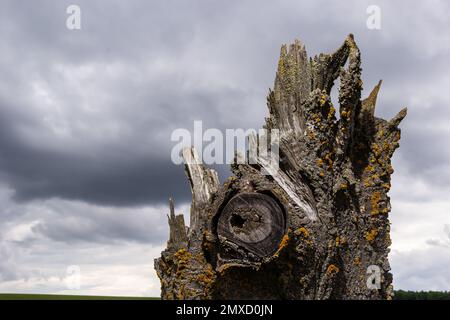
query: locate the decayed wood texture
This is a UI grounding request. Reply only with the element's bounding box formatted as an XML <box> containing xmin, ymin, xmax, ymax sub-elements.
<box><xmin>154</xmin><ymin>34</ymin><xmax>406</xmax><ymax>299</ymax></box>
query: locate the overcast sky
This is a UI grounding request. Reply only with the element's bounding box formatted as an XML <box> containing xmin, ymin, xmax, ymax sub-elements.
<box><xmin>0</xmin><ymin>0</ymin><xmax>449</xmax><ymax>296</ymax></box>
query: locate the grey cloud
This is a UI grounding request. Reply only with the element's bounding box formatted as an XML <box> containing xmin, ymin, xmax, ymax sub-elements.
<box><xmin>1</xmin><ymin>0</ymin><xmax>449</xmax><ymax>207</ymax></box>
<box><xmin>0</xmin><ymin>244</ymin><xmax>20</xmax><ymax>281</ymax></box>
<box><xmin>31</xmin><ymin>206</ymin><xmax>168</xmax><ymax>245</ymax></box>
<box><xmin>391</xmin><ymin>246</ymin><xmax>450</xmax><ymax>291</ymax></box>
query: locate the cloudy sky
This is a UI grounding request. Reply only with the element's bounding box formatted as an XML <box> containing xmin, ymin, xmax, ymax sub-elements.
<box><xmin>0</xmin><ymin>0</ymin><xmax>449</xmax><ymax>296</ymax></box>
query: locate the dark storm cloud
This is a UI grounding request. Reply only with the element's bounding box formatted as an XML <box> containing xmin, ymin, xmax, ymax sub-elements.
<box><xmin>0</xmin><ymin>94</ymin><xmax>192</xmax><ymax>206</ymax></box>
<box><xmin>0</xmin><ymin>0</ymin><xmax>447</xmax><ymax>208</ymax></box>
<box><xmin>0</xmin><ymin>0</ymin><xmax>279</xmax><ymax>206</ymax></box>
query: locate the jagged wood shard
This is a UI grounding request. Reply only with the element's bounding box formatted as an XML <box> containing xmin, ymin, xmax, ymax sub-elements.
<box><xmin>155</xmin><ymin>34</ymin><xmax>406</xmax><ymax>300</ymax></box>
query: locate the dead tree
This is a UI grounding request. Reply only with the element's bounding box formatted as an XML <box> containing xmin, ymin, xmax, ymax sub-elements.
<box><xmin>154</xmin><ymin>34</ymin><xmax>406</xmax><ymax>299</ymax></box>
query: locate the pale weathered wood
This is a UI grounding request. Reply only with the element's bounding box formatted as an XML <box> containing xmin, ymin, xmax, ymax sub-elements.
<box><xmin>182</xmin><ymin>147</ymin><xmax>220</xmax><ymax>238</ymax></box>
<box><xmin>217</xmin><ymin>192</ymin><xmax>286</xmax><ymax>258</ymax></box>
<box><xmin>166</xmin><ymin>197</ymin><xmax>188</xmax><ymax>250</ymax></box>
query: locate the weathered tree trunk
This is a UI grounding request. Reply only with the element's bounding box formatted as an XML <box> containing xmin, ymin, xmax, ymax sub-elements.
<box><xmin>154</xmin><ymin>35</ymin><xmax>406</xmax><ymax>299</ymax></box>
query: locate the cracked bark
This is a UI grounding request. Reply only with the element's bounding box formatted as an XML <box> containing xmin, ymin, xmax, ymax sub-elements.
<box><xmin>154</xmin><ymin>34</ymin><xmax>406</xmax><ymax>300</ymax></box>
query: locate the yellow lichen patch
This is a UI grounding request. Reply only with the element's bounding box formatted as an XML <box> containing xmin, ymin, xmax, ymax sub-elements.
<box><xmin>341</xmin><ymin>110</ymin><xmax>348</xmax><ymax>119</ymax></box>
<box><xmin>174</xmin><ymin>247</ymin><xmax>191</xmax><ymax>259</ymax></box>
<box><xmin>328</xmin><ymin>105</ymin><xmax>336</xmax><ymax>121</ymax></box>
<box><xmin>313</xmin><ymin>113</ymin><xmax>321</xmax><ymax>124</ymax></box>
<box><xmin>365</xmin><ymin>229</ymin><xmax>378</xmax><ymax>242</ymax></box>
<box><xmin>339</xmin><ymin>182</ymin><xmax>348</xmax><ymax>190</ymax></box>
<box><xmin>382</xmin><ymin>182</ymin><xmax>391</xmax><ymax>190</ymax></box>
<box><xmin>364</xmin><ymin>164</ymin><xmax>375</xmax><ymax>174</ymax></box>
<box><xmin>335</xmin><ymin>236</ymin><xmax>346</xmax><ymax>247</ymax></box>
<box><xmin>273</xmin><ymin>234</ymin><xmax>290</xmax><ymax>258</ymax></box>
<box><xmin>323</xmin><ymin>153</ymin><xmax>333</xmax><ymax>169</ymax></box>
<box><xmin>353</xmin><ymin>256</ymin><xmax>361</xmax><ymax>266</ymax></box>
<box><xmin>326</xmin><ymin>264</ymin><xmax>340</xmax><ymax>275</ymax></box>
<box><xmin>317</xmin><ymin>158</ymin><xmax>324</xmax><ymax>167</ymax></box>
<box><xmin>363</xmin><ymin>178</ymin><xmax>372</xmax><ymax>188</ymax></box>
<box><xmin>277</xmin><ymin>57</ymin><xmax>285</xmax><ymax>76</ymax></box>
<box><xmin>197</xmin><ymin>268</ymin><xmax>215</xmax><ymax>287</ymax></box>
<box><xmin>319</xmin><ymin>171</ymin><xmax>325</xmax><ymax>177</ymax></box>
<box><xmin>319</xmin><ymin>94</ymin><xmax>327</xmax><ymax>107</ymax></box>
<box><xmin>174</xmin><ymin>248</ymin><xmax>192</xmax><ymax>276</ymax></box>
<box><xmin>370</xmin><ymin>191</ymin><xmax>382</xmax><ymax>215</ymax></box>
<box><xmin>294</xmin><ymin>227</ymin><xmax>309</xmax><ymax>238</ymax></box>
<box><xmin>371</xmin><ymin>143</ymin><xmax>382</xmax><ymax>157</ymax></box>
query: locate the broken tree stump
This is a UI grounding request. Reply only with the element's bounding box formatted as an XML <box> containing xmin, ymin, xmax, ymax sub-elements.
<box><xmin>154</xmin><ymin>34</ymin><xmax>406</xmax><ymax>299</ymax></box>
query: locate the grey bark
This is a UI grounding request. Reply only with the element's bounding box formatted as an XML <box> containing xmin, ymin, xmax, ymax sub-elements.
<box><xmin>154</xmin><ymin>34</ymin><xmax>406</xmax><ymax>299</ymax></box>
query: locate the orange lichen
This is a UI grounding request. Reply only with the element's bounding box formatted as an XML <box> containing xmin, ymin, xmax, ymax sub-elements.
<box><xmin>370</xmin><ymin>191</ymin><xmax>382</xmax><ymax>215</ymax></box>
<box><xmin>273</xmin><ymin>234</ymin><xmax>290</xmax><ymax>258</ymax></box>
<box><xmin>365</xmin><ymin>229</ymin><xmax>378</xmax><ymax>242</ymax></box>
<box><xmin>174</xmin><ymin>248</ymin><xmax>192</xmax><ymax>276</ymax></box>
<box><xmin>294</xmin><ymin>227</ymin><xmax>309</xmax><ymax>238</ymax></box>
<box><xmin>197</xmin><ymin>268</ymin><xmax>215</xmax><ymax>287</ymax></box>
<box><xmin>341</xmin><ymin>110</ymin><xmax>348</xmax><ymax>119</ymax></box>
<box><xmin>326</xmin><ymin>264</ymin><xmax>340</xmax><ymax>275</ymax></box>
<box><xmin>323</xmin><ymin>153</ymin><xmax>333</xmax><ymax>169</ymax></box>
<box><xmin>317</xmin><ymin>158</ymin><xmax>324</xmax><ymax>167</ymax></box>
